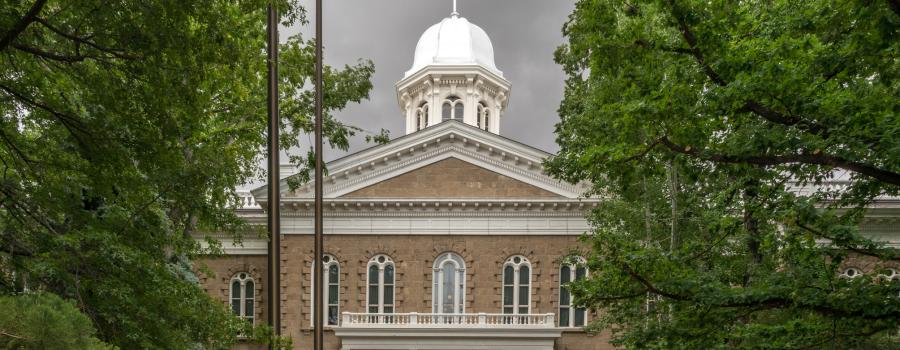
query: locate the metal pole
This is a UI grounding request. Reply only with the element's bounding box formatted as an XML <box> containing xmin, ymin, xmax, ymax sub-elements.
<box><xmin>266</xmin><ymin>3</ymin><xmax>282</xmax><ymax>346</ymax></box>
<box><xmin>313</xmin><ymin>0</ymin><xmax>325</xmax><ymax>349</ymax></box>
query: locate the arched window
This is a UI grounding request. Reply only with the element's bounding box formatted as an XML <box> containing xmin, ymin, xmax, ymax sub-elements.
<box><xmin>881</xmin><ymin>268</ymin><xmax>899</xmax><ymax>281</ymax></box>
<box><xmin>502</xmin><ymin>255</ymin><xmax>531</xmax><ymax>315</ymax></box>
<box><xmin>442</xmin><ymin>102</ymin><xmax>452</xmax><ymax>121</ymax></box>
<box><xmin>311</xmin><ymin>254</ymin><xmax>340</xmax><ymax>326</ymax></box>
<box><xmin>442</xmin><ymin>96</ymin><xmax>463</xmax><ymax>122</ymax></box>
<box><xmin>432</xmin><ymin>252</ymin><xmax>466</xmax><ymax>314</ymax></box>
<box><xmin>477</xmin><ymin>102</ymin><xmax>491</xmax><ymax>130</ymax></box>
<box><xmin>416</xmin><ymin>102</ymin><xmax>429</xmax><ymax>131</ymax></box>
<box><xmin>454</xmin><ymin>102</ymin><xmax>464</xmax><ymax>121</ymax></box>
<box><xmin>476</xmin><ymin>103</ymin><xmax>484</xmax><ymax>129</ymax></box>
<box><xmin>230</xmin><ymin>273</ymin><xmax>255</xmax><ymax>324</ymax></box>
<box><xmin>559</xmin><ymin>257</ymin><xmax>588</xmax><ymax>327</ymax></box>
<box><xmin>367</xmin><ymin>255</ymin><xmax>395</xmax><ymax>314</ymax></box>
<box><xmin>880</xmin><ymin>268</ymin><xmax>900</xmax><ymax>297</ymax></box>
<box><xmin>840</xmin><ymin>267</ymin><xmax>862</xmax><ymax>279</ymax></box>
<box><xmin>416</xmin><ymin>111</ymin><xmax>423</xmax><ymax>132</ymax></box>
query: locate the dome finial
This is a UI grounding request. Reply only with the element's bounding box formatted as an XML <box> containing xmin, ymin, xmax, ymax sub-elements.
<box><xmin>451</xmin><ymin>0</ymin><xmax>459</xmax><ymax>18</ymax></box>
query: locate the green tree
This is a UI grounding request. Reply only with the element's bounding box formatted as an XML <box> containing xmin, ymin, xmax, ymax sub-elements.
<box><xmin>550</xmin><ymin>0</ymin><xmax>899</xmax><ymax>348</ymax></box>
<box><xmin>0</xmin><ymin>0</ymin><xmax>374</xmax><ymax>348</ymax></box>
<box><xmin>0</xmin><ymin>293</ymin><xmax>114</xmax><ymax>350</ymax></box>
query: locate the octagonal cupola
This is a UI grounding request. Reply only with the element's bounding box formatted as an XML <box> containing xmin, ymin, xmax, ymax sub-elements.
<box><xmin>396</xmin><ymin>3</ymin><xmax>511</xmax><ymax>135</ymax></box>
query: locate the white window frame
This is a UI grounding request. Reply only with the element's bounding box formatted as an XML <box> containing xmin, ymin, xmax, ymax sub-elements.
<box><xmin>230</xmin><ymin>273</ymin><xmax>255</xmax><ymax>324</ymax></box>
<box><xmin>416</xmin><ymin>102</ymin><xmax>429</xmax><ymax>131</ymax></box>
<box><xmin>559</xmin><ymin>257</ymin><xmax>588</xmax><ymax>327</ymax></box>
<box><xmin>442</xmin><ymin>96</ymin><xmax>463</xmax><ymax>122</ymax></box>
<box><xmin>432</xmin><ymin>252</ymin><xmax>466</xmax><ymax>314</ymax></box>
<box><xmin>367</xmin><ymin>254</ymin><xmax>395</xmax><ymax>314</ymax></box>
<box><xmin>310</xmin><ymin>254</ymin><xmax>340</xmax><ymax>326</ymax></box>
<box><xmin>880</xmin><ymin>268</ymin><xmax>899</xmax><ymax>281</ymax></box>
<box><xmin>880</xmin><ymin>268</ymin><xmax>900</xmax><ymax>297</ymax></box>
<box><xmin>501</xmin><ymin>255</ymin><xmax>532</xmax><ymax>315</ymax></box>
<box><xmin>840</xmin><ymin>267</ymin><xmax>862</xmax><ymax>279</ymax></box>
<box><xmin>477</xmin><ymin>102</ymin><xmax>490</xmax><ymax>131</ymax></box>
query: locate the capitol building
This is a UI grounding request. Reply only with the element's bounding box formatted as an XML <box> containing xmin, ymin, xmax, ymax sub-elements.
<box><xmin>198</xmin><ymin>7</ymin><xmax>614</xmax><ymax>350</ymax></box>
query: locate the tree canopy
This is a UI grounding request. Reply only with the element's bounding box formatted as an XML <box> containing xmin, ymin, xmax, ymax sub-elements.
<box><xmin>0</xmin><ymin>0</ymin><xmax>373</xmax><ymax>348</ymax></box>
<box><xmin>550</xmin><ymin>0</ymin><xmax>899</xmax><ymax>348</ymax></box>
<box><xmin>0</xmin><ymin>293</ymin><xmax>114</xmax><ymax>350</ymax></box>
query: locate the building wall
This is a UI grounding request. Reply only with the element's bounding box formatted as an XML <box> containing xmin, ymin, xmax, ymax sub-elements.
<box><xmin>198</xmin><ymin>234</ymin><xmax>614</xmax><ymax>350</ymax></box>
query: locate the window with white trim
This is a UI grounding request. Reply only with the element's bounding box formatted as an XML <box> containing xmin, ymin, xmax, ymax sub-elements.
<box><xmin>559</xmin><ymin>257</ymin><xmax>588</xmax><ymax>327</ymax></box>
<box><xmin>367</xmin><ymin>255</ymin><xmax>395</xmax><ymax>314</ymax></box>
<box><xmin>230</xmin><ymin>273</ymin><xmax>254</xmax><ymax>324</ymax></box>
<box><xmin>442</xmin><ymin>96</ymin><xmax>463</xmax><ymax>122</ymax></box>
<box><xmin>881</xmin><ymin>268</ymin><xmax>899</xmax><ymax>281</ymax></box>
<box><xmin>477</xmin><ymin>102</ymin><xmax>490</xmax><ymax>131</ymax></box>
<box><xmin>310</xmin><ymin>254</ymin><xmax>340</xmax><ymax>326</ymax></box>
<box><xmin>432</xmin><ymin>252</ymin><xmax>466</xmax><ymax>314</ymax></box>
<box><xmin>415</xmin><ymin>102</ymin><xmax>428</xmax><ymax>131</ymax></box>
<box><xmin>840</xmin><ymin>267</ymin><xmax>862</xmax><ymax>279</ymax></box>
<box><xmin>881</xmin><ymin>268</ymin><xmax>900</xmax><ymax>297</ymax></box>
<box><xmin>502</xmin><ymin>255</ymin><xmax>531</xmax><ymax>314</ymax></box>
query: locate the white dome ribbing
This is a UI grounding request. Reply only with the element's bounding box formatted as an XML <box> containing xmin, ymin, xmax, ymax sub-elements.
<box><xmin>404</xmin><ymin>14</ymin><xmax>502</xmax><ymax>78</ymax></box>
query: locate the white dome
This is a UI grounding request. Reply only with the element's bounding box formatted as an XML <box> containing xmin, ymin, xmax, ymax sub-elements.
<box><xmin>405</xmin><ymin>15</ymin><xmax>502</xmax><ymax>78</ymax></box>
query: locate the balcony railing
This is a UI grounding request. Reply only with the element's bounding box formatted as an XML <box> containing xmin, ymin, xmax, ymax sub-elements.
<box><xmin>340</xmin><ymin>312</ymin><xmax>556</xmax><ymax>328</ymax></box>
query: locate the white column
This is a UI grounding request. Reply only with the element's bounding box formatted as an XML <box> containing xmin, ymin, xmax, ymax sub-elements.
<box><xmin>464</xmin><ymin>74</ymin><xmax>476</xmax><ymax>126</ymax></box>
<box><xmin>430</xmin><ymin>76</ymin><xmax>442</xmax><ymax>125</ymax></box>
<box><xmin>404</xmin><ymin>101</ymin><xmax>413</xmax><ymax>134</ymax></box>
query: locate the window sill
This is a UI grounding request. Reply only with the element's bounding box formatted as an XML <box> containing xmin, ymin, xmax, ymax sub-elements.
<box><xmin>559</xmin><ymin>327</ymin><xmax>589</xmax><ymax>334</ymax></box>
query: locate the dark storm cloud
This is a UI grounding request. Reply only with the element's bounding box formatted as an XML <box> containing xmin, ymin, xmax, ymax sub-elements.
<box><xmin>289</xmin><ymin>0</ymin><xmax>575</xmax><ymax>158</ymax></box>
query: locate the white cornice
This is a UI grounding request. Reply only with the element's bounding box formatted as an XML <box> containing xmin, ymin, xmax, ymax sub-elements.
<box><xmin>237</xmin><ymin>198</ymin><xmax>597</xmax><ymax>217</ymax></box>
<box><xmin>237</xmin><ymin>216</ymin><xmax>592</xmax><ymax>236</ymax></box>
<box><xmin>396</xmin><ymin>65</ymin><xmax>510</xmax><ymax>94</ymax></box>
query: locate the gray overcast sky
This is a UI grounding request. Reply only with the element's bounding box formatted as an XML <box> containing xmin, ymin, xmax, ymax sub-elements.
<box><xmin>289</xmin><ymin>0</ymin><xmax>576</xmax><ymax>157</ymax></box>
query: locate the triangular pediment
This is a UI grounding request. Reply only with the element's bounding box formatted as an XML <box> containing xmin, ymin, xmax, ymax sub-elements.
<box><xmin>341</xmin><ymin>158</ymin><xmax>564</xmax><ymax>199</ymax></box>
<box><xmin>252</xmin><ymin>121</ymin><xmax>589</xmax><ymax>204</ymax></box>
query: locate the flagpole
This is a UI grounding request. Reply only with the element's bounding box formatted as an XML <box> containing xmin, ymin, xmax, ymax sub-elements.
<box><xmin>313</xmin><ymin>0</ymin><xmax>325</xmax><ymax>348</ymax></box>
<box><xmin>265</xmin><ymin>2</ymin><xmax>282</xmax><ymax>346</ymax></box>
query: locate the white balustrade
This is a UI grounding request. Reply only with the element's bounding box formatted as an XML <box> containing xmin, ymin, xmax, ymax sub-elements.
<box><xmin>340</xmin><ymin>312</ymin><xmax>555</xmax><ymax>328</ymax></box>
<box><xmin>234</xmin><ymin>192</ymin><xmax>258</xmax><ymax>209</ymax></box>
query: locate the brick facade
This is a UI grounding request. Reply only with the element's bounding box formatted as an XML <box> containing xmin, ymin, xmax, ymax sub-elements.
<box><xmin>198</xmin><ymin>234</ymin><xmax>615</xmax><ymax>350</ymax></box>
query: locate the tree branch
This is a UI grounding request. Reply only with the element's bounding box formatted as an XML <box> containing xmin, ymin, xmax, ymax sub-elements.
<box><xmin>11</xmin><ymin>43</ymin><xmax>87</xmax><ymax>62</ymax></box>
<box><xmin>665</xmin><ymin>0</ymin><xmax>838</xmax><ymax>140</ymax></box>
<box><xmin>659</xmin><ymin>136</ymin><xmax>900</xmax><ymax>186</ymax></box>
<box><xmin>633</xmin><ymin>39</ymin><xmax>693</xmax><ymax>55</ymax></box>
<box><xmin>620</xmin><ymin>263</ymin><xmax>900</xmax><ymax>320</ymax></box>
<box><xmin>622</xmin><ymin>138</ymin><xmax>663</xmax><ymax>162</ymax></box>
<box><xmin>34</xmin><ymin>17</ymin><xmax>135</xmax><ymax>60</ymax></box>
<box><xmin>0</xmin><ymin>0</ymin><xmax>48</xmax><ymax>51</ymax></box>
<box><xmin>0</xmin><ymin>330</ymin><xmax>28</xmax><ymax>340</ymax></box>
<box><xmin>739</xmin><ymin>101</ymin><xmax>829</xmax><ymax>138</ymax></box>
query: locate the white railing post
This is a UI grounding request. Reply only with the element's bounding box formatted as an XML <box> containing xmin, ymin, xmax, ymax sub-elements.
<box><xmin>340</xmin><ymin>312</ymin><xmax>556</xmax><ymax>328</ymax></box>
